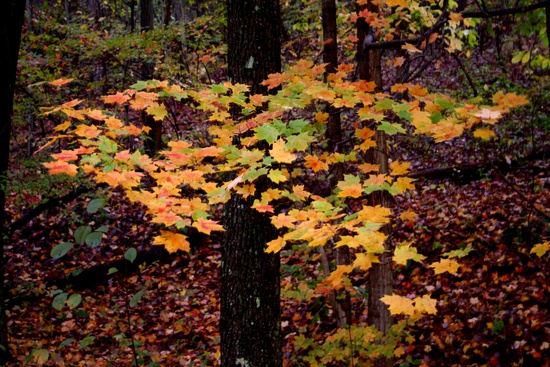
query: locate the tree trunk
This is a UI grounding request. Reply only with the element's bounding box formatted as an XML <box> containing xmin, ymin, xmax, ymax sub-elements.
<box><xmin>139</xmin><ymin>0</ymin><xmax>162</xmax><ymax>156</ymax></box>
<box><xmin>222</xmin><ymin>1</ymin><xmax>282</xmax><ymax>366</ymax></box>
<box><xmin>0</xmin><ymin>0</ymin><xmax>26</xmax><ymax>363</ymax></box>
<box><xmin>356</xmin><ymin>2</ymin><xmax>393</xmax><ymax>366</ymax></box>
<box><xmin>321</xmin><ymin>0</ymin><xmax>352</xmax><ymax>329</ymax></box>
<box><xmin>163</xmin><ymin>0</ymin><xmax>172</xmax><ymax>26</ymax></box>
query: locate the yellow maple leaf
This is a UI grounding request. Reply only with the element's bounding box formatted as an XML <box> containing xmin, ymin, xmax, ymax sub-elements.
<box><xmin>410</xmin><ymin>109</ymin><xmax>432</xmax><ymax>131</ymax></box>
<box><xmin>449</xmin><ymin>12</ymin><xmax>464</xmax><ymax>22</ymax></box>
<box><xmin>413</xmin><ymin>294</ymin><xmax>438</xmax><ymax>314</ymax></box>
<box><xmin>153</xmin><ymin>230</ymin><xmax>190</xmax><ymax>253</ymax></box>
<box><xmin>390</xmin><ymin>160</ymin><xmax>411</xmax><ymax>176</ymax></box>
<box><xmin>353</xmin><ymin>252</ymin><xmax>380</xmax><ymax>270</ymax></box>
<box><xmin>315</xmin><ymin>111</ymin><xmax>329</xmax><ymax>124</ymax></box>
<box><xmin>337</xmin><ymin>178</ymin><xmax>363</xmax><ymax>198</ymax></box>
<box><xmin>530</xmin><ymin>241</ymin><xmax>550</xmax><ymax>257</ymax></box>
<box><xmin>270</xmin><ymin>139</ymin><xmax>296</xmax><ymax>164</ymax></box>
<box><xmin>393</xmin><ymin>243</ymin><xmax>426</xmax><ymax>265</ymax></box>
<box><xmin>386</xmin><ymin>0</ymin><xmax>408</xmax><ymax>7</ymax></box>
<box><xmin>429</xmin><ymin>258</ymin><xmax>460</xmax><ymax>275</ymax></box>
<box><xmin>393</xmin><ymin>176</ymin><xmax>416</xmax><ymax>193</ymax></box>
<box><xmin>492</xmin><ymin>92</ymin><xmax>529</xmax><ymax>109</ymax></box>
<box><xmin>380</xmin><ymin>294</ymin><xmax>415</xmax><ymax>315</ymax></box>
<box><xmin>192</xmin><ymin>218</ymin><xmax>224</xmax><ymax>235</ymax></box>
<box><xmin>326</xmin><ymin>265</ymin><xmax>353</xmax><ymax>289</ymax></box>
<box><xmin>400</xmin><ymin>210</ymin><xmax>418</xmax><ymax>222</ymax></box>
<box><xmin>271</xmin><ymin>213</ymin><xmax>297</xmax><ymax>229</ymax></box>
<box><xmin>54</xmin><ymin>120</ymin><xmax>72</xmax><ymax>132</ymax></box>
<box><xmin>473</xmin><ymin>128</ymin><xmax>496</xmax><ymax>140</ymax></box>
<box><xmin>402</xmin><ymin>43</ymin><xmax>422</xmax><ymax>54</ymax></box>
<box><xmin>265</xmin><ymin>236</ymin><xmax>286</xmax><ymax>253</ymax></box>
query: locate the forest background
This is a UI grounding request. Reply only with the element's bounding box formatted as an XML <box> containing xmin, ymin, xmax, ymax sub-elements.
<box><xmin>1</xmin><ymin>0</ymin><xmax>550</xmax><ymax>366</ymax></box>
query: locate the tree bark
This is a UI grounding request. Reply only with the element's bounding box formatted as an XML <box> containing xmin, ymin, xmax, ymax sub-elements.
<box><xmin>222</xmin><ymin>1</ymin><xmax>282</xmax><ymax>366</ymax></box>
<box><xmin>356</xmin><ymin>2</ymin><xmax>393</xmax><ymax>366</ymax></box>
<box><xmin>139</xmin><ymin>0</ymin><xmax>162</xmax><ymax>156</ymax></box>
<box><xmin>321</xmin><ymin>0</ymin><xmax>352</xmax><ymax>329</ymax></box>
<box><xmin>0</xmin><ymin>0</ymin><xmax>26</xmax><ymax>362</ymax></box>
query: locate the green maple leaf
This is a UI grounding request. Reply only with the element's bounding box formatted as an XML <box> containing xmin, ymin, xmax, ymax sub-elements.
<box><xmin>378</xmin><ymin>121</ymin><xmax>406</xmax><ymax>135</ymax></box>
<box><xmin>286</xmin><ymin>132</ymin><xmax>315</xmax><ymax>151</ymax></box>
<box><xmin>146</xmin><ymin>103</ymin><xmax>168</xmax><ymax>121</ymax></box>
<box><xmin>254</xmin><ymin>124</ymin><xmax>280</xmax><ymax>144</ymax></box>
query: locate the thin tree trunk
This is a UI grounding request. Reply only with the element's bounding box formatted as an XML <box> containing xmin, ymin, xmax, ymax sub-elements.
<box><xmin>140</xmin><ymin>0</ymin><xmax>162</xmax><ymax>156</ymax></box>
<box><xmin>0</xmin><ymin>0</ymin><xmax>26</xmax><ymax>363</ymax></box>
<box><xmin>222</xmin><ymin>1</ymin><xmax>282</xmax><ymax>366</ymax></box>
<box><xmin>164</xmin><ymin>0</ymin><xmax>172</xmax><ymax>26</ymax></box>
<box><xmin>321</xmin><ymin>0</ymin><xmax>352</xmax><ymax>329</ymax></box>
<box><xmin>356</xmin><ymin>2</ymin><xmax>393</xmax><ymax>366</ymax></box>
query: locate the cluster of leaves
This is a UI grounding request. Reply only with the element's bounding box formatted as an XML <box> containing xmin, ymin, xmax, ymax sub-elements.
<box><xmin>43</xmin><ymin>58</ymin><xmax>528</xmax><ymax>328</ymax></box>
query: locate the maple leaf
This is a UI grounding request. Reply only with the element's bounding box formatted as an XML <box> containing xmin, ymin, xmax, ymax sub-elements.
<box><xmin>54</xmin><ymin>120</ymin><xmax>72</xmax><ymax>132</ymax></box>
<box><xmin>271</xmin><ymin>213</ymin><xmax>297</xmax><ymax>229</ymax></box>
<box><xmin>353</xmin><ymin>252</ymin><xmax>380</xmax><ymax>270</ymax></box>
<box><xmin>270</xmin><ymin>139</ymin><xmax>296</xmax><ymax>164</ymax></box>
<box><xmin>449</xmin><ymin>12</ymin><xmax>463</xmax><ymax>22</ymax></box>
<box><xmin>49</xmin><ymin>78</ymin><xmax>74</xmax><ymax>87</ymax></box>
<box><xmin>102</xmin><ymin>92</ymin><xmax>130</xmax><ymax>105</ymax></box>
<box><xmin>52</xmin><ymin>150</ymin><xmax>79</xmax><ymax>162</ymax></box>
<box><xmin>390</xmin><ymin>160</ymin><xmax>411</xmax><ymax>176</ymax></box>
<box><xmin>414</xmin><ymin>294</ymin><xmax>437</xmax><ymax>314</ymax></box>
<box><xmin>252</xmin><ymin>200</ymin><xmax>274</xmax><ymax>213</ymax></box>
<box><xmin>531</xmin><ymin>242</ymin><xmax>550</xmax><ymax>257</ymax></box>
<box><xmin>400</xmin><ymin>211</ymin><xmax>418</xmax><ymax>222</ymax></box>
<box><xmin>326</xmin><ymin>265</ymin><xmax>353</xmax><ymax>289</ymax></box>
<box><xmin>402</xmin><ymin>43</ymin><xmax>422</xmax><ymax>54</ymax></box>
<box><xmin>473</xmin><ymin>128</ymin><xmax>496</xmax><ymax>140</ymax></box>
<box><xmin>337</xmin><ymin>175</ymin><xmax>363</xmax><ymax>198</ymax></box>
<box><xmin>304</xmin><ymin>155</ymin><xmax>329</xmax><ymax>173</ymax></box>
<box><xmin>74</xmin><ymin>124</ymin><xmax>101</xmax><ymax>138</ymax></box>
<box><xmin>393</xmin><ymin>243</ymin><xmax>426</xmax><ymax>265</ymax></box>
<box><xmin>153</xmin><ymin>230</ymin><xmax>190</xmax><ymax>253</ymax></box>
<box><xmin>43</xmin><ymin>161</ymin><xmax>79</xmax><ymax>176</ymax></box>
<box><xmin>267</xmin><ymin>169</ymin><xmax>288</xmax><ymax>183</ymax></box>
<box><xmin>474</xmin><ymin>108</ymin><xmax>501</xmax><ymax>122</ymax></box>
<box><xmin>380</xmin><ymin>294</ymin><xmax>415</xmax><ymax>315</ymax></box>
<box><xmin>146</xmin><ymin>102</ymin><xmax>168</xmax><ymax>121</ymax></box>
<box><xmin>492</xmin><ymin>92</ymin><xmax>529</xmax><ymax>109</ymax></box>
<box><xmin>265</xmin><ymin>236</ymin><xmax>286</xmax><ymax>253</ymax></box>
<box><xmin>261</xmin><ymin>72</ymin><xmax>288</xmax><ymax>89</ymax></box>
<box><xmin>193</xmin><ymin>218</ymin><xmax>224</xmax><ymax>234</ymax></box>
<box><xmin>429</xmin><ymin>258</ymin><xmax>460</xmax><ymax>274</ymax></box>
<box><xmin>386</xmin><ymin>0</ymin><xmax>408</xmax><ymax>7</ymax></box>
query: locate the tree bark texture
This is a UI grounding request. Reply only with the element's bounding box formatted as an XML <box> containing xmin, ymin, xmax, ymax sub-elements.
<box><xmin>0</xmin><ymin>0</ymin><xmax>26</xmax><ymax>362</ymax></box>
<box><xmin>221</xmin><ymin>193</ymin><xmax>281</xmax><ymax>367</ymax></box>
<box><xmin>226</xmin><ymin>0</ymin><xmax>281</xmax><ymax>94</ymax></box>
<box><xmin>356</xmin><ymin>2</ymin><xmax>393</xmax><ymax>366</ymax></box>
<box><xmin>139</xmin><ymin>0</ymin><xmax>162</xmax><ymax>156</ymax></box>
<box><xmin>223</xmin><ymin>1</ymin><xmax>282</xmax><ymax>366</ymax></box>
<box><xmin>321</xmin><ymin>0</ymin><xmax>352</xmax><ymax>329</ymax></box>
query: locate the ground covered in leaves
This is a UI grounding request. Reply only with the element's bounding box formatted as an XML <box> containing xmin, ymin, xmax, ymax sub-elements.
<box><xmin>5</xmin><ymin>44</ymin><xmax>550</xmax><ymax>367</ymax></box>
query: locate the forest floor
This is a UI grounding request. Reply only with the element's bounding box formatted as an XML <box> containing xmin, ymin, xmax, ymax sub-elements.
<box><xmin>5</xmin><ymin>47</ymin><xmax>550</xmax><ymax>366</ymax></box>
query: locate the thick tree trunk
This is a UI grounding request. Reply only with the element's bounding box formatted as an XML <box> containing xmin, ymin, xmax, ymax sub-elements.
<box><xmin>221</xmin><ymin>193</ymin><xmax>281</xmax><ymax>367</ymax></box>
<box><xmin>0</xmin><ymin>0</ymin><xmax>26</xmax><ymax>362</ymax></box>
<box><xmin>163</xmin><ymin>0</ymin><xmax>172</xmax><ymax>26</ymax></box>
<box><xmin>223</xmin><ymin>1</ymin><xmax>282</xmax><ymax>366</ymax></box>
<box><xmin>356</xmin><ymin>2</ymin><xmax>393</xmax><ymax>366</ymax></box>
<box><xmin>321</xmin><ymin>0</ymin><xmax>352</xmax><ymax>329</ymax></box>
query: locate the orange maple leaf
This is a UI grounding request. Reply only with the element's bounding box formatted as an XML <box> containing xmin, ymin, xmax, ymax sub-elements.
<box><xmin>153</xmin><ymin>230</ymin><xmax>190</xmax><ymax>253</ymax></box>
<box><xmin>51</xmin><ymin>150</ymin><xmax>79</xmax><ymax>162</ymax></box>
<box><xmin>304</xmin><ymin>155</ymin><xmax>329</xmax><ymax>173</ymax></box>
<box><xmin>74</xmin><ymin>124</ymin><xmax>101</xmax><ymax>138</ymax></box>
<box><xmin>43</xmin><ymin>161</ymin><xmax>79</xmax><ymax>177</ymax></box>
<box><xmin>265</xmin><ymin>237</ymin><xmax>286</xmax><ymax>253</ymax></box>
<box><xmin>49</xmin><ymin>78</ymin><xmax>74</xmax><ymax>87</ymax></box>
<box><xmin>102</xmin><ymin>92</ymin><xmax>130</xmax><ymax>105</ymax></box>
<box><xmin>252</xmin><ymin>200</ymin><xmax>274</xmax><ymax>213</ymax></box>
<box><xmin>192</xmin><ymin>218</ymin><xmax>224</xmax><ymax>234</ymax></box>
<box><xmin>402</xmin><ymin>43</ymin><xmax>422</xmax><ymax>54</ymax></box>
